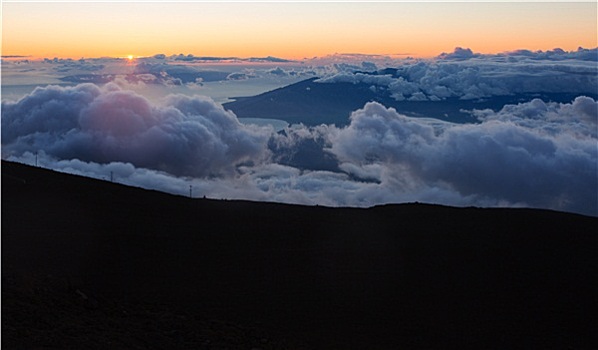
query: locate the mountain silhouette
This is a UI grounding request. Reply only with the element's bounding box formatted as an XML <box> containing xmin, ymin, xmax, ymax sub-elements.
<box><xmin>3</xmin><ymin>160</ymin><xmax>597</xmax><ymax>349</ymax></box>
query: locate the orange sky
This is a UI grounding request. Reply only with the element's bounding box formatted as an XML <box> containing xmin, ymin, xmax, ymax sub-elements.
<box><xmin>2</xmin><ymin>2</ymin><xmax>596</xmax><ymax>60</ymax></box>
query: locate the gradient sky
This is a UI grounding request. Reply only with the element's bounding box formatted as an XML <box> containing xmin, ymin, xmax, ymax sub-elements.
<box><xmin>2</xmin><ymin>1</ymin><xmax>597</xmax><ymax>59</ymax></box>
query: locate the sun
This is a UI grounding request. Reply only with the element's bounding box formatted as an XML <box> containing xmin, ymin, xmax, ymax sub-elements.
<box><xmin>127</xmin><ymin>55</ymin><xmax>134</xmax><ymax>61</ymax></box>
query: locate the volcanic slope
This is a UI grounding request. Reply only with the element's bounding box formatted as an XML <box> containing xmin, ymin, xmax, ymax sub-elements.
<box><xmin>222</xmin><ymin>77</ymin><xmax>594</xmax><ymax>126</ymax></box>
<box><xmin>2</xmin><ymin>160</ymin><xmax>597</xmax><ymax>349</ymax></box>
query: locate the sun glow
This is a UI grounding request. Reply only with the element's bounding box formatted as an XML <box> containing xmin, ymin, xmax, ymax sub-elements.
<box><xmin>1</xmin><ymin>2</ymin><xmax>596</xmax><ymax>60</ymax></box>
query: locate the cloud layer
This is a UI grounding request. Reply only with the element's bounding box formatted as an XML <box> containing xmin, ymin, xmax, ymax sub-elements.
<box><xmin>317</xmin><ymin>47</ymin><xmax>597</xmax><ymax>101</ymax></box>
<box><xmin>2</xmin><ymin>83</ymin><xmax>270</xmax><ymax>177</ymax></box>
<box><xmin>330</xmin><ymin>100</ymin><xmax>597</xmax><ymax>215</ymax></box>
<box><xmin>2</xmin><ymin>80</ymin><xmax>597</xmax><ymax>216</ymax></box>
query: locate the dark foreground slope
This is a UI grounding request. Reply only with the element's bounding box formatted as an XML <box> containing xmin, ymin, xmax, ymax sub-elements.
<box><xmin>3</xmin><ymin>160</ymin><xmax>597</xmax><ymax>349</ymax></box>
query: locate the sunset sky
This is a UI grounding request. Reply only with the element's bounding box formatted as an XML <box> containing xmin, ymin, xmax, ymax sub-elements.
<box><xmin>2</xmin><ymin>1</ymin><xmax>597</xmax><ymax>60</ymax></box>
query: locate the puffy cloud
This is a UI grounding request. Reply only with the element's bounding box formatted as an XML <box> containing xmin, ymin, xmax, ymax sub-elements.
<box><xmin>329</xmin><ymin>101</ymin><xmax>597</xmax><ymax>216</ymax></box>
<box><xmin>316</xmin><ymin>72</ymin><xmax>395</xmax><ymax>86</ymax></box>
<box><xmin>437</xmin><ymin>47</ymin><xmax>479</xmax><ymax>60</ymax></box>
<box><xmin>227</xmin><ymin>72</ymin><xmax>252</xmax><ymax>80</ymax></box>
<box><xmin>316</xmin><ymin>48</ymin><xmax>598</xmax><ymax>101</ymax></box>
<box><xmin>439</xmin><ymin>47</ymin><xmax>598</xmax><ymax>62</ymax></box>
<box><xmin>133</xmin><ymin>62</ymin><xmax>230</xmax><ymax>84</ymax></box>
<box><xmin>303</xmin><ymin>53</ymin><xmax>405</xmax><ymax>68</ymax></box>
<box><xmin>501</xmin><ymin>47</ymin><xmax>598</xmax><ymax>61</ymax></box>
<box><xmin>3</xmin><ymin>81</ymin><xmax>596</xmax><ymax>216</ymax></box>
<box><xmin>423</xmin><ymin>122</ymin><xmax>595</xmax><ymax>212</ymax></box>
<box><xmin>473</xmin><ymin>96</ymin><xmax>597</xmax><ymax>137</ymax></box>
<box><xmin>264</xmin><ymin>67</ymin><xmax>313</xmax><ymax>78</ymax></box>
<box><xmin>330</xmin><ymin>102</ymin><xmax>435</xmax><ymax>164</ymax></box>
<box><xmin>268</xmin><ymin>67</ymin><xmax>288</xmax><ymax>76</ymax></box>
<box><xmin>42</xmin><ymin>57</ymin><xmax>106</xmax><ymax>73</ymax></box>
<box><xmin>8</xmin><ymin>150</ymin><xmax>491</xmax><ymax>210</ymax></box>
<box><xmin>1</xmin><ymin>84</ymin><xmax>101</xmax><ymax>144</ymax></box>
<box><xmin>2</xmin><ymin>83</ymin><xmax>271</xmax><ymax>177</ymax></box>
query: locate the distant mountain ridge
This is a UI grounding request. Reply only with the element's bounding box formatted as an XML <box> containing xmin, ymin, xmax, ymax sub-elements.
<box><xmin>223</xmin><ymin>77</ymin><xmax>597</xmax><ymax>126</ymax></box>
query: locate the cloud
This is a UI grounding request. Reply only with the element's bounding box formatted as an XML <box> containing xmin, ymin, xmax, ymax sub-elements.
<box><xmin>227</xmin><ymin>72</ymin><xmax>252</xmax><ymax>80</ymax></box>
<box><xmin>42</xmin><ymin>57</ymin><xmax>105</xmax><ymax>73</ymax></box>
<box><xmin>268</xmin><ymin>67</ymin><xmax>288</xmax><ymax>76</ymax></box>
<box><xmin>263</xmin><ymin>66</ymin><xmax>314</xmax><ymax>78</ymax></box>
<box><xmin>437</xmin><ymin>47</ymin><xmax>479</xmax><ymax>60</ymax></box>
<box><xmin>316</xmin><ymin>47</ymin><xmax>598</xmax><ymax>101</ymax></box>
<box><xmin>304</xmin><ymin>53</ymin><xmax>405</xmax><ymax>68</ymax></box>
<box><xmin>268</xmin><ymin>124</ymin><xmax>340</xmax><ymax>172</ymax></box>
<box><xmin>438</xmin><ymin>47</ymin><xmax>598</xmax><ymax>62</ymax></box>
<box><xmin>2</xmin><ymin>83</ymin><xmax>271</xmax><ymax>177</ymax></box>
<box><xmin>501</xmin><ymin>47</ymin><xmax>598</xmax><ymax>61</ymax></box>
<box><xmin>248</xmin><ymin>56</ymin><xmax>295</xmax><ymax>63</ymax></box>
<box><xmin>472</xmin><ymin>96</ymin><xmax>597</xmax><ymax>137</ymax></box>
<box><xmin>329</xmin><ymin>101</ymin><xmax>597</xmax><ymax>216</ymax></box>
<box><xmin>2</xmin><ymin>81</ymin><xmax>596</xmax><ymax>216</ymax></box>
<box><xmin>133</xmin><ymin>62</ymin><xmax>231</xmax><ymax>84</ymax></box>
<box><xmin>165</xmin><ymin>53</ymin><xmax>293</xmax><ymax>63</ymax></box>
<box><xmin>2</xmin><ymin>55</ymin><xmax>31</xmax><ymax>58</ymax></box>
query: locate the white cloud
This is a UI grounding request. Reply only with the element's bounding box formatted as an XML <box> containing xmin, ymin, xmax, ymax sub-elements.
<box><xmin>316</xmin><ymin>47</ymin><xmax>597</xmax><ymax>101</ymax></box>
<box><xmin>2</xmin><ymin>83</ymin><xmax>271</xmax><ymax>177</ymax></box>
<box><xmin>3</xmin><ymin>72</ymin><xmax>596</xmax><ymax>216</ymax></box>
<box><xmin>329</xmin><ymin>101</ymin><xmax>597</xmax><ymax>216</ymax></box>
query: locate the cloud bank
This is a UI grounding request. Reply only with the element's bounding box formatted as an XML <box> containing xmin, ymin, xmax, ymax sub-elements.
<box><xmin>2</xmin><ymin>81</ymin><xmax>596</xmax><ymax>216</ymax></box>
<box><xmin>316</xmin><ymin>47</ymin><xmax>597</xmax><ymax>101</ymax></box>
<box><xmin>330</xmin><ymin>101</ymin><xmax>597</xmax><ymax>215</ymax></box>
<box><xmin>2</xmin><ymin>83</ymin><xmax>270</xmax><ymax>177</ymax></box>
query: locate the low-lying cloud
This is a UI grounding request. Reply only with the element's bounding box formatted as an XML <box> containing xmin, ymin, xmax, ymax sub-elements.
<box><xmin>2</xmin><ymin>82</ymin><xmax>596</xmax><ymax>216</ymax></box>
<box><xmin>2</xmin><ymin>83</ymin><xmax>270</xmax><ymax>177</ymax></box>
<box><xmin>330</xmin><ymin>101</ymin><xmax>597</xmax><ymax>215</ymax></box>
<box><xmin>317</xmin><ymin>47</ymin><xmax>598</xmax><ymax>101</ymax></box>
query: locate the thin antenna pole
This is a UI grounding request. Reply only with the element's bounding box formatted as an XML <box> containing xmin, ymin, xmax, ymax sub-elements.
<box><xmin>35</xmin><ymin>152</ymin><xmax>38</xmax><ymax>167</ymax></box>
<box><xmin>189</xmin><ymin>185</ymin><xmax>193</xmax><ymax>198</ymax></box>
<box><xmin>110</xmin><ymin>171</ymin><xmax>113</xmax><ymax>182</ymax></box>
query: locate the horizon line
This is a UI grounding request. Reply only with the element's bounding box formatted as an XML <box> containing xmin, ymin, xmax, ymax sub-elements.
<box><xmin>3</xmin><ymin>46</ymin><xmax>597</xmax><ymax>62</ymax></box>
